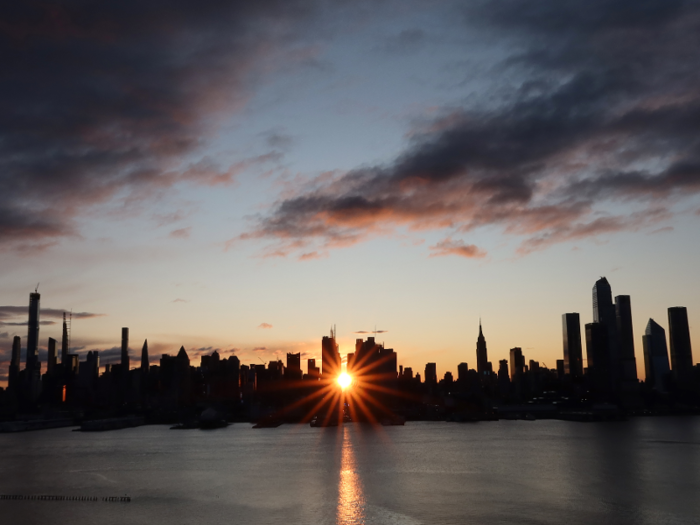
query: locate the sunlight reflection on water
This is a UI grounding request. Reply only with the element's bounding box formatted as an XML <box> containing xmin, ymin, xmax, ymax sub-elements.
<box><xmin>337</xmin><ymin>426</ymin><xmax>366</xmax><ymax>524</ymax></box>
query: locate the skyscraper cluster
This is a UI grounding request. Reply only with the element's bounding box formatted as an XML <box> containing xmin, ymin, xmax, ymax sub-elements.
<box><xmin>2</xmin><ymin>278</ymin><xmax>698</xmax><ymax>425</ymax></box>
<box><xmin>559</xmin><ymin>277</ymin><xmax>695</xmax><ymax>402</ymax></box>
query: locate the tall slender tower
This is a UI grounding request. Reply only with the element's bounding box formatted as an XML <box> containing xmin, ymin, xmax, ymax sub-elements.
<box><xmin>61</xmin><ymin>312</ymin><xmax>69</xmax><ymax>365</ymax></box>
<box><xmin>26</xmin><ymin>291</ymin><xmax>40</xmax><ymax>372</ymax></box>
<box><xmin>141</xmin><ymin>339</ymin><xmax>149</xmax><ymax>372</ymax></box>
<box><xmin>47</xmin><ymin>337</ymin><xmax>57</xmax><ymax>375</ymax></box>
<box><xmin>24</xmin><ymin>290</ymin><xmax>42</xmax><ymax>401</ymax></box>
<box><xmin>321</xmin><ymin>326</ymin><xmax>340</xmax><ymax>378</ymax></box>
<box><xmin>668</xmin><ymin>307</ymin><xmax>694</xmax><ymax>385</ymax></box>
<box><xmin>562</xmin><ymin>313</ymin><xmax>583</xmax><ymax>378</ymax></box>
<box><xmin>476</xmin><ymin>320</ymin><xmax>488</xmax><ymax>375</ymax></box>
<box><xmin>121</xmin><ymin>327</ymin><xmax>130</xmax><ymax>371</ymax></box>
<box><xmin>642</xmin><ymin>319</ymin><xmax>670</xmax><ymax>391</ymax></box>
<box><xmin>615</xmin><ymin>295</ymin><xmax>637</xmax><ymax>381</ymax></box>
<box><xmin>592</xmin><ymin>277</ymin><xmax>619</xmax><ymax>386</ymax></box>
<box><xmin>8</xmin><ymin>336</ymin><xmax>21</xmax><ymax>392</ymax></box>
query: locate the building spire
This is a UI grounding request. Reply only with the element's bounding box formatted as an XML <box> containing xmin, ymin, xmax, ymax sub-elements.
<box><xmin>141</xmin><ymin>339</ymin><xmax>149</xmax><ymax>372</ymax></box>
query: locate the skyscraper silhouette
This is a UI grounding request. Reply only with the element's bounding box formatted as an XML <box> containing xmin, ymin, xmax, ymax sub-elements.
<box><xmin>585</xmin><ymin>322</ymin><xmax>612</xmax><ymax>398</ymax></box>
<box><xmin>642</xmin><ymin>319</ymin><xmax>670</xmax><ymax>391</ymax></box>
<box><xmin>26</xmin><ymin>291</ymin><xmax>40</xmax><ymax>372</ymax></box>
<box><xmin>424</xmin><ymin>362</ymin><xmax>437</xmax><ymax>384</ymax></box>
<box><xmin>668</xmin><ymin>307</ymin><xmax>694</xmax><ymax>386</ymax></box>
<box><xmin>61</xmin><ymin>312</ymin><xmax>69</xmax><ymax>365</ymax></box>
<box><xmin>562</xmin><ymin>313</ymin><xmax>583</xmax><ymax>378</ymax></box>
<box><xmin>121</xmin><ymin>327</ymin><xmax>130</xmax><ymax>371</ymax></box>
<box><xmin>141</xmin><ymin>339</ymin><xmax>149</xmax><ymax>372</ymax></box>
<box><xmin>615</xmin><ymin>295</ymin><xmax>637</xmax><ymax>382</ymax></box>
<box><xmin>476</xmin><ymin>321</ymin><xmax>489</xmax><ymax>376</ymax></box>
<box><xmin>321</xmin><ymin>327</ymin><xmax>340</xmax><ymax>378</ymax></box>
<box><xmin>592</xmin><ymin>278</ymin><xmax>618</xmax><ymax>380</ymax></box>
<box><xmin>8</xmin><ymin>336</ymin><xmax>21</xmax><ymax>393</ymax></box>
<box><xmin>509</xmin><ymin>347</ymin><xmax>525</xmax><ymax>379</ymax></box>
<box><xmin>25</xmin><ymin>291</ymin><xmax>42</xmax><ymax>400</ymax></box>
<box><xmin>47</xmin><ymin>337</ymin><xmax>57</xmax><ymax>375</ymax></box>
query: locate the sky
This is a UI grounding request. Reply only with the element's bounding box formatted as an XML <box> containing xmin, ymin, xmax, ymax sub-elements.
<box><xmin>1</xmin><ymin>0</ymin><xmax>700</xmax><ymax>385</ymax></box>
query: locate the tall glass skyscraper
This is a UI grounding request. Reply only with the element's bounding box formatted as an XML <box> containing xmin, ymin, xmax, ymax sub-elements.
<box><xmin>668</xmin><ymin>307</ymin><xmax>694</xmax><ymax>385</ymax></box>
<box><xmin>642</xmin><ymin>318</ymin><xmax>670</xmax><ymax>391</ymax></box>
<box><xmin>562</xmin><ymin>313</ymin><xmax>583</xmax><ymax>377</ymax></box>
<box><xmin>615</xmin><ymin>295</ymin><xmax>637</xmax><ymax>382</ymax></box>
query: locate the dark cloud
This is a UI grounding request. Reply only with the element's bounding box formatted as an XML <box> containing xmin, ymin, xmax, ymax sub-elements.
<box><xmin>377</xmin><ymin>28</ymin><xmax>426</xmax><ymax>54</ymax></box>
<box><xmin>0</xmin><ymin>306</ymin><xmax>103</xmax><ymax>320</ymax></box>
<box><xmin>0</xmin><ymin>1</ymin><xmax>323</xmax><ymax>251</ymax></box>
<box><xmin>244</xmin><ymin>0</ymin><xmax>700</xmax><ymax>257</ymax></box>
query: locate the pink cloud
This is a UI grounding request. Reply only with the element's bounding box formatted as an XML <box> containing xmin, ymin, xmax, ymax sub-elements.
<box><xmin>257</xmin><ymin>323</ymin><xmax>273</xmax><ymax>329</ymax></box>
<box><xmin>429</xmin><ymin>238</ymin><xmax>486</xmax><ymax>259</ymax></box>
<box><xmin>169</xmin><ymin>227</ymin><xmax>192</xmax><ymax>239</ymax></box>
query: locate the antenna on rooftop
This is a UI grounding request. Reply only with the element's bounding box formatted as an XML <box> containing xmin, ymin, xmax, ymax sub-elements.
<box><xmin>35</xmin><ymin>283</ymin><xmax>39</xmax><ymax>293</ymax></box>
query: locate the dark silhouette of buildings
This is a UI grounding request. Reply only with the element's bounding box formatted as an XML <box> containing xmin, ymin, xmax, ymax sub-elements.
<box><xmin>476</xmin><ymin>321</ymin><xmax>490</xmax><ymax>378</ymax></box>
<box><xmin>61</xmin><ymin>312</ymin><xmax>69</xmax><ymax>365</ymax></box>
<box><xmin>424</xmin><ymin>363</ymin><xmax>437</xmax><ymax>385</ymax></box>
<box><xmin>668</xmin><ymin>307</ymin><xmax>694</xmax><ymax>386</ymax></box>
<box><xmin>285</xmin><ymin>352</ymin><xmax>302</xmax><ymax>381</ymax></box>
<box><xmin>24</xmin><ymin>291</ymin><xmax>42</xmax><ymax>401</ymax></box>
<box><xmin>121</xmin><ymin>327</ymin><xmax>130</xmax><ymax>372</ymax></box>
<box><xmin>585</xmin><ymin>322</ymin><xmax>612</xmax><ymax>398</ymax></box>
<box><xmin>509</xmin><ymin>347</ymin><xmax>525</xmax><ymax>379</ymax></box>
<box><xmin>2</xmin><ymin>282</ymin><xmax>698</xmax><ymax>425</ymax></box>
<box><xmin>642</xmin><ymin>319</ymin><xmax>670</xmax><ymax>392</ymax></box>
<box><xmin>141</xmin><ymin>340</ymin><xmax>149</xmax><ymax>372</ymax></box>
<box><xmin>616</xmin><ymin>295</ymin><xmax>638</xmax><ymax>382</ymax></box>
<box><xmin>321</xmin><ymin>327</ymin><xmax>340</xmax><ymax>378</ymax></box>
<box><xmin>592</xmin><ymin>278</ymin><xmax>618</xmax><ymax>383</ymax></box>
<box><xmin>8</xmin><ymin>336</ymin><xmax>21</xmax><ymax>395</ymax></box>
<box><xmin>562</xmin><ymin>313</ymin><xmax>583</xmax><ymax>377</ymax></box>
<box><xmin>47</xmin><ymin>338</ymin><xmax>57</xmax><ymax>375</ymax></box>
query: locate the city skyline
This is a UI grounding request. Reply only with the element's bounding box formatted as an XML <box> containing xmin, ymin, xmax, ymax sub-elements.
<box><xmin>1</xmin><ymin>2</ymin><xmax>700</xmax><ymax>386</ymax></box>
<box><xmin>1</xmin><ymin>275</ymin><xmax>695</xmax><ymax>389</ymax></box>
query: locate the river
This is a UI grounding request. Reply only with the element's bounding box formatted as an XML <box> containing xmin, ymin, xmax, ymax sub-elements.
<box><xmin>1</xmin><ymin>417</ymin><xmax>699</xmax><ymax>524</ymax></box>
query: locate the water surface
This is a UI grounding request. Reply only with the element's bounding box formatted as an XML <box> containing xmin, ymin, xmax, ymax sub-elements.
<box><xmin>1</xmin><ymin>417</ymin><xmax>699</xmax><ymax>524</ymax></box>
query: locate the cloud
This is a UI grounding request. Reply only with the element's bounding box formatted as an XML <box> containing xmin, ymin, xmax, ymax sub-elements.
<box><xmin>298</xmin><ymin>251</ymin><xmax>328</xmax><ymax>261</ymax></box>
<box><xmin>169</xmin><ymin>227</ymin><xmax>192</xmax><ymax>239</ymax></box>
<box><xmin>262</xmin><ymin>128</ymin><xmax>295</xmax><ymax>150</ymax></box>
<box><xmin>253</xmin><ymin>347</ymin><xmax>267</xmax><ymax>352</ymax></box>
<box><xmin>257</xmin><ymin>323</ymin><xmax>273</xmax><ymax>329</ymax></box>
<box><xmin>648</xmin><ymin>226</ymin><xmax>673</xmax><ymax>235</ymax></box>
<box><xmin>242</xmin><ymin>1</ymin><xmax>700</xmax><ymax>258</ymax></box>
<box><xmin>377</xmin><ymin>28</ymin><xmax>426</xmax><ymax>55</ymax></box>
<box><xmin>0</xmin><ymin>1</ymin><xmax>324</xmax><ymax>252</ymax></box>
<box><xmin>429</xmin><ymin>238</ymin><xmax>486</xmax><ymax>259</ymax></box>
<box><xmin>172</xmin><ymin>298</ymin><xmax>189</xmax><ymax>303</ymax></box>
<box><xmin>0</xmin><ymin>306</ymin><xmax>104</xmax><ymax>322</ymax></box>
<box><xmin>0</xmin><ymin>332</ymin><xmax>8</xmax><ymax>339</ymax></box>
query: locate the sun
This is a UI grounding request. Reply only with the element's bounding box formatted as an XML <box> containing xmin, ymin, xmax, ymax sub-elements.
<box><xmin>337</xmin><ymin>372</ymin><xmax>352</xmax><ymax>389</ymax></box>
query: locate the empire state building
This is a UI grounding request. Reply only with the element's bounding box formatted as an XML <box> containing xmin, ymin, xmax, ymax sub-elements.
<box><xmin>476</xmin><ymin>321</ymin><xmax>489</xmax><ymax>376</ymax></box>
